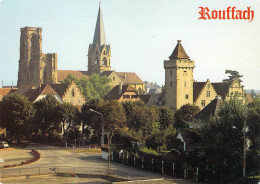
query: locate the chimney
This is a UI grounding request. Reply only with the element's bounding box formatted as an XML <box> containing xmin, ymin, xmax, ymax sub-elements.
<box><xmin>124</xmin><ymin>73</ymin><xmax>126</xmax><ymax>80</ymax></box>
<box><xmin>119</xmin><ymin>82</ymin><xmax>123</xmax><ymax>95</ymax></box>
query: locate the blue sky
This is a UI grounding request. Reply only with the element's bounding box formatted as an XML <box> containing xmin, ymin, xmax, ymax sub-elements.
<box><xmin>0</xmin><ymin>0</ymin><xmax>259</xmax><ymax>89</ymax></box>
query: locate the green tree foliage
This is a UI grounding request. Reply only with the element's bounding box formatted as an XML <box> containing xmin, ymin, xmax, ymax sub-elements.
<box><xmin>0</xmin><ymin>94</ymin><xmax>34</xmax><ymax>142</ymax></box>
<box><xmin>33</xmin><ymin>95</ymin><xmax>61</xmax><ymax>138</ymax></box>
<box><xmin>64</xmin><ymin>74</ymin><xmax>112</xmax><ymax>100</ymax></box>
<box><xmin>89</xmin><ymin>74</ymin><xmax>112</xmax><ymax>98</ymax></box>
<box><xmin>174</xmin><ymin>104</ymin><xmax>200</xmax><ymax>128</ymax></box>
<box><xmin>64</xmin><ymin>74</ymin><xmax>99</xmax><ymax>100</ymax></box>
<box><xmin>81</xmin><ymin>98</ymin><xmax>105</xmax><ymax>139</ymax></box>
<box><xmin>198</xmin><ymin>99</ymin><xmax>248</xmax><ymax>182</ymax></box>
<box><xmin>223</xmin><ymin>69</ymin><xmax>243</xmax><ymax>83</ymax></box>
<box><xmin>56</xmin><ymin>102</ymin><xmax>81</xmax><ymax>143</ymax></box>
<box><xmin>121</xmin><ymin>100</ymin><xmax>145</xmax><ymax>125</ymax></box>
<box><xmin>129</xmin><ymin>106</ymin><xmax>159</xmax><ymax>139</ymax></box>
<box><xmin>103</xmin><ymin>100</ymin><xmax>126</xmax><ymax>143</ymax></box>
<box><xmin>159</xmin><ymin>107</ymin><xmax>174</xmax><ymax>133</ymax></box>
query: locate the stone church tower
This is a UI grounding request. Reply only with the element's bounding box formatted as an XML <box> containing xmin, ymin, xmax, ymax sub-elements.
<box><xmin>88</xmin><ymin>5</ymin><xmax>111</xmax><ymax>74</ymax></box>
<box><xmin>164</xmin><ymin>40</ymin><xmax>194</xmax><ymax>111</ymax></box>
<box><xmin>17</xmin><ymin>27</ymin><xmax>57</xmax><ymax>88</ymax></box>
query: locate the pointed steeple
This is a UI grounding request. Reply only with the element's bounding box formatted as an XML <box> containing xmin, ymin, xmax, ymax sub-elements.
<box><xmin>93</xmin><ymin>4</ymin><xmax>106</xmax><ymax>46</ymax></box>
<box><xmin>169</xmin><ymin>40</ymin><xmax>190</xmax><ymax>59</ymax></box>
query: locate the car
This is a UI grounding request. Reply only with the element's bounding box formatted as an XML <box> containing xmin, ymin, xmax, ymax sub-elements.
<box><xmin>0</xmin><ymin>141</ymin><xmax>9</xmax><ymax>149</ymax></box>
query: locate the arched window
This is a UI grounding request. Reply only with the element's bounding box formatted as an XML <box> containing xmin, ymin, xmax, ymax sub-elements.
<box><xmin>102</xmin><ymin>57</ymin><xmax>107</xmax><ymax>65</ymax></box>
<box><xmin>30</xmin><ymin>34</ymin><xmax>38</xmax><ymax>56</ymax></box>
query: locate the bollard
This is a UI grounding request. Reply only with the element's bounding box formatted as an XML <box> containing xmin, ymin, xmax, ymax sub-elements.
<box><xmin>73</xmin><ymin>145</ymin><xmax>74</xmax><ymax>150</ymax></box>
<box><xmin>196</xmin><ymin>167</ymin><xmax>199</xmax><ymax>181</ymax></box>
<box><xmin>66</xmin><ymin>143</ymin><xmax>67</xmax><ymax>148</ymax></box>
<box><xmin>152</xmin><ymin>159</ymin><xmax>154</xmax><ymax>171</ymax></box>
<box><xmin>89</xmin><ymin>145</ymin><xmax>90</xmax><ymax>150</ymax></box>
<box><xmin>95</xmin><ymin>145</ymin><xmax>97</xmax><ymax>149</ymax></box>
<box><xmin>184</xmin><ymin>169</ymin><xmax>187</xmax><ymax>179</ymax></box>
<box><xmin>134</xmin><ymin>156</ymin><xmax>136</xmax><ymax>166</ymax></box>
<box><xmin>126</xmin><ymin>153</ymin><xmax>128</xmax><ymax>165</ymax></box>
<box><xmin>173</xmin><ymin>163</ymin><xmax>175</xmax><ymax>176</ymax></box>
<box><xmin>162</xmin><ymin>161</ymin><xmax>164</xmax><ymax>174</ymax></box>
<box><xmin>142</xmin><ymin>157</ymin><xmax>144</xmax><ymax>169</ymax></box>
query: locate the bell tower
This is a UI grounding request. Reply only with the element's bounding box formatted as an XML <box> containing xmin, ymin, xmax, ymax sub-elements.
<box><xmin>164</xmin><ymin>40</ymin><xmax>194</xmax><ymax>111</ymax></box>
<box><xmin>88</xmin><ymin>4</ymin><xmax>111</xmax><ymax>74</ymax></box>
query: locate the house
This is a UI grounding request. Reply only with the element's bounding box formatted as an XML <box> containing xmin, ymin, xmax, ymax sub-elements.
<box><xmin>0</xmin><ymin>88</ymin><xmax>17</xmax><ymax>101</ymax></box>
<box><xmin>194</xmin><ymin>96</ymin><xmax>224</xmax><ymax>122</ymax></box>
<box><xmin>176</xmin><ymin>128</ymin><xmax>199</xmax><ymax>152</ymax></box>
<box><xmin>104</xmin><ymin>84</ymin><xmax>140</xmax><ymax>102</ymax></box>
<box><xmin>22</xmin><ymin>82</ymin><xmax>86</xmax><ymax>106</ymax></box>
<box><xmin>104</xmin><ymin>83</ymin><xmax>153</xmax><ymax>105</ymax></box>
<box><xmin>144</xmin><ymin>81</ymin><xmax>162</xmax><ymax>94</ymax></box>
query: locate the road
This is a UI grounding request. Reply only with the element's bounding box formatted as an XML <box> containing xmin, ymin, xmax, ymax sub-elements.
<box><xmin>2</xmin><ymin>145</ymin><xmax>197</xmax><ymax>184</ymax></box>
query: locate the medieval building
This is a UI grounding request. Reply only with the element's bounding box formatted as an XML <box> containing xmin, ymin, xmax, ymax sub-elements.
<box><xmin>163</xmin><ymin>41</ymin><xmax>246</xmax><ymax>111</ymax></box>
<box><xmin>17</xmin><ymin>27</ymin><xmax>58</xmax><ymax>88</ymax></box>
<box><xmin>16</xmin><ymin>4</ymin><xmax>145</xmax><ymax>95</ymax></box>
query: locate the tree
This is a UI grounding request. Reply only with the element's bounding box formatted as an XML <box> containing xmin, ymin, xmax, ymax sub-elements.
<box><xmin>198</xmin><ymin>99</ymin><xmax>249</xmax><ymax>182</ymax></box>
<box><xmin>89</xmin><ymin>74</ymin><xmax>112</xmax><ymax>98</ymax></box>
<box><xmin>81</xmin><ymin>98</ymin><xmax>105</xmax><ymax>141</ymax></box>
<box><xmin>34</xmin><ymin>95</ymin><xmax>61</xmax><ymax>141</ymax></box>
<box><xmin>129</xmin><ymin>106</ymin><xmax>159</xmax><ymax>140</ymax></box>
<box><xmin>158</xmin><ymin>107</ymin><xmax>174</xmax><ymax>133</ymax></box>
<box><xmin>64</xmin><ymin>74</ymin><xmax>99</xmax><ymax>100</ymax></box>
<box><xmin>174</xmin><ymin>104</ymin><xmax>200</xmax><ymax>128</ymax></box>
<box><xmin>56</xmin><ymin>102</ymin><xmax>81</xmax><ymax>144</ymax></box>
<box><xmin>103</xmin><ymin>100</ymin><xmax>126</xmax><ymax>144</ymax></box>
<box><xmin>64</xmin><ymin>74</ymin><xmax>112</xmax><ymax>100</ymax></box>
<box><xmin>0</xmin><ymin>94</ymin><xmax>34</xmax><ymax>142</ymax></box>
<box><xmin>223</xmin><ymin>70</ymin><xmax>243</xmax><ymax>83</ymax></box>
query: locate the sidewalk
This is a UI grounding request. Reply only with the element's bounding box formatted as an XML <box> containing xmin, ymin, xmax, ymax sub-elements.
<box><xmin>0</xmin><ymin>148</ymin><xmax>34</xmax><ymax>166</ymax></box>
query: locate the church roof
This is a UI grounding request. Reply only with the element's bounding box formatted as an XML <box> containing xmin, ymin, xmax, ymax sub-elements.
<box><xmin>93</xmin><ymin>5</ymin><xmax>106</xmax><ymax>46</ymax></box>
<box><xmin>116</xmin><ymin>72</ymin><xmax>144</xmax><ymax>84</ymax></box>
<box><xmin>58</xmin><ymin>70</ymin><xmax>89</xmax><ymax>82</ymax></box>
<box><xmin>195</xmin><ymin>97</ymin><xmax>225</xmax><ymax>121</ymax></box>
<box><xmin>193</xmin><ymin>82</ymin><xmax>206</xmax><ymax>102</ymax></box>
<box><xmin>169</xmin><ymin>40</ymin><xmax>190</xmax><ymax>60</ymax></box>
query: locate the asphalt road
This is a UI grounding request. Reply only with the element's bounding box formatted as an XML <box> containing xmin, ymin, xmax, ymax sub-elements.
<box><xmin>2</xmin><ymin>145</ymin><xmax>197</xmax><ymax>184</ymax></box>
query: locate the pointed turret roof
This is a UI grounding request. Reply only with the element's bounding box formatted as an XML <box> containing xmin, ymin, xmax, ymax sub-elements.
<box><xmin>93</xmin><ymin>4</ymin><xmax>106</xmax><ymax>46</ymax></box>
<box><xmin>169</xmin><ymin>40</ymin><xmax>190</xmax><ymax>59</ymax></box>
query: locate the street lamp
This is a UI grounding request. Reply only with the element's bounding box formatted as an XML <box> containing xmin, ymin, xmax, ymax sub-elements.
<box><xmin>90</xmin><ymin>109</ymin><xmax>104</xmax><ymax>147</ymax></box>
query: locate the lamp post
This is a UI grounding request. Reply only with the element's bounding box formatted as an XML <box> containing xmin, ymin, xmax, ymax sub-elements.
<box><xmin>90</xmin><ymin>109</ymin><xmax>104</xmax><ymax>147</ymax></box>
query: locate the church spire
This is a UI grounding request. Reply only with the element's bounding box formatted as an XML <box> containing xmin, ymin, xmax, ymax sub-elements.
<box><xmin>169</xmin><ymin>40</ymin><xmax>190</xmax><ymax>59</ymax></box>
<box><xmin>93</xmin><ymin>4</ymin><xmax>106</xmax><ymax>46</ymax></box>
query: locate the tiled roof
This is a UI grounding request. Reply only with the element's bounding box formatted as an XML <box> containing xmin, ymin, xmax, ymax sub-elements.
<box><xmin>58</xmin><ymin>70</ymin><xmax>89</xmax><ymax>82</ymax></box>
<box><xmin>139</xmin><ymin>95</ymin><xmax>151</xmax><ymax>104</ymax></box>
<box><xmin>169</xmin><ymin>40</ymin><xmax>190</xmax><ymax>60</ymax></box>
<box><xmin>195</xmin><ymin>97</ymin><xmax>224</xmax><ymax>121</ymax></box>
<box><xmin>49</xmin><ymin>83</ymin><xmax>70</xmax><ymax>98</ymax></box>
<box><xmin>24</xmin><ymin>84</ymin><xmax>58</xmax><ymax>102</ymax></box>
<box><xmin>193</xmin><ymin>82</ymin><xmax>206</xmax><ymax>102</ymax></box>
<box><xmin>211</xmin><ymin>82</ymin><xmax>230</xmax><ymax>98</ymax></box>
<box><xmin>104</xmin><ymin>84</ymin><xmax>137</xmax><ymax>100</ymax></box>
<box><xmin>0</xmin><ymin>88</ymin><xmax>17</xmax><ymax>100</ymax></box>
<box><xmin>116</xmin><ymin>72</ymin><xmax>144</xmax><ymax>84</ymax></box>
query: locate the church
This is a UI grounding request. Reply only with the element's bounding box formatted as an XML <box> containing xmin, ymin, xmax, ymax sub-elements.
<box><xmin>16</xmin><ymin>4</ymin><xmax>146</xmax><ymax>95</ymax></box>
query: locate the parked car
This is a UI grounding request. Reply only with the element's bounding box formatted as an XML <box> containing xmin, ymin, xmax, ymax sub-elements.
<box><xmin>0</xmin><ymin>141</ymin><xmax>9</xmax><ymax>149</ymax></box>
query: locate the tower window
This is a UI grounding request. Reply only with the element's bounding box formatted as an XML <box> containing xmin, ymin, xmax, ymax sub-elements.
<box><xmin>170</xmin><ymin>71</ymin><xmax>172</xmax><ymax>76</ymax></box>
<box><xmin>206</xmin><ymin>91</ymin><xmax>210</xmax><ymax>97</ymax></box>
<box><xmin>102</xmin><ymin>57</ymin><xmax>107</xmax><ymax>65</ymax></box>
<box><xmin>43</xmin><ymin>71</ymin><xmax>47</xmax><ymax>83</ymax></box>
<box><xmin>201</xmin><ymin>100</ymin><xmax>205</xmax><ymax>106</ymax></box>
<box><xmin>72</xmin><ymin>89</ymin><xmax>75</xmax><ymax>97</ymax></box>
<box><xmin>185</xmin><ymin>94</ymin><xmax>189</xmax><ymax>99</ymax></box>
<box><xmin>113</xmin><ymin>77</ymin><xmax>115</xmax><ymax>81</ymax></box>
<box><xmin>103</xmin><ymin>50</ymin><xmax>106</xmax><ymax>55</ymax></box>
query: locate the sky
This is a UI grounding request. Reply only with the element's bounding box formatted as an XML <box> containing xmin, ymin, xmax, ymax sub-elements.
<box><xmin>0</xmin><ymin>0</ymin><xmax>259</xmax><ymax>89</ymax></box>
